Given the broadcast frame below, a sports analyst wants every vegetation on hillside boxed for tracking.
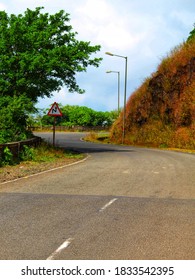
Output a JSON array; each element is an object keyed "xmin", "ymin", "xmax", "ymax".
[{"xmin": 111, "ymin": 26, "xmax": 195, "ymax": 149}]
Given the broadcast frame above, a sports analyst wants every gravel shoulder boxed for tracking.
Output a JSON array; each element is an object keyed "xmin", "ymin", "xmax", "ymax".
[{"xmin": 0, "ymin": 156, "xmax": 85, "ymax": 183}]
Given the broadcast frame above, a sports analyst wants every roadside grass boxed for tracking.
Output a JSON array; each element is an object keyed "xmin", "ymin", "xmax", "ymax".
[
  {"xmin": 0, "ymin": 141, "xmax": 85, "ymax": 183},
  {"xmin": 84, "ymin": 132, "xmax": 110, "ymax": 143},
  {"xmin": 32, "ymin": 142, "xmax": 84, "ymax": 162},
  {"xmin": 85, "ymin": 132, "xmax": 195, "ymax": 154}
]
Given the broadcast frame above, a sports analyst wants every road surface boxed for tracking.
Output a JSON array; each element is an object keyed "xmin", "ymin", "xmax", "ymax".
[{"xmin": 0, "ymin": 132, "xmax": 194, "ymax": 259}]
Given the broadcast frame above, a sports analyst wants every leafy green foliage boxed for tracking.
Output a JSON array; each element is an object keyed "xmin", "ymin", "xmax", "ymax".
[
  {"xmin": 38, "ymin": 105, "xmax": 114, "ymax": 127},
  {"xmin": 1, "ymin": 147, "xmax": 13, "ymax": 166},
  {"xmin": 19, "ymin": 145, "xmax": 35, "ymax": 161},
  {"xmin": 0, "ymin": 95, "xmax": 34, "ymax": 143},
  {"xmin": 0, "ymin": 7, "xmax": 102, "ymax": 143},
  {"xmin": 0, "ymin": 7, "xmax": 102, "ymax": 101},
  {"xmin": 187, "ymin": 24, "xmax": 195, "ymax": 41}
]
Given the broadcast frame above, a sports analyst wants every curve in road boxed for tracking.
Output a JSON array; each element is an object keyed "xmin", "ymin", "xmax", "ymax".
[{"xmin": 0, "ymin": 132, "xmax": 194, "ymax": 260}]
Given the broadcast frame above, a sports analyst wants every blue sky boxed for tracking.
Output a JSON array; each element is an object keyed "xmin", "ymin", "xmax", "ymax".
[{"xmin": 0, "ymin": 0, "xmax": 194, "ymax": 112}]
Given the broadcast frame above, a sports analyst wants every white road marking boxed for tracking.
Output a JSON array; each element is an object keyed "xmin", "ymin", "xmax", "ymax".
[
  {"xmin": 47, "ymin": 198, "xmax": 117, "ymax": 259},
  {"xmin": 123, "ymin": 170, "xmax": 130, "ymax": 174},
  {"xmin": 47, "ymin": 238, "xmax": 74, "ymax": 260},
  {"xmin": 99, "ymin": 198, "xmax": 118, "ymax": 212},
  {"xmin": 47, "ymin": 198, "xmax": 118, "ymax": 259}
]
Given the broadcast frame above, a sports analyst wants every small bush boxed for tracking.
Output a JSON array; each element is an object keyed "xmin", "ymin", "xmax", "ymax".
[
  {"xmin": 20, "ymin": 145, "xmax": 35, "ymax": 161},
  {"xmin": 1, "ymin": 147, "xmax": 14, "ymax": 166}
]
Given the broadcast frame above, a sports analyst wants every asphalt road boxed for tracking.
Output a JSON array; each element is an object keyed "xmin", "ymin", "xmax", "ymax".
[{"xmin": 0, "ymin": 132, "xmax": 194, "ymax": 260}]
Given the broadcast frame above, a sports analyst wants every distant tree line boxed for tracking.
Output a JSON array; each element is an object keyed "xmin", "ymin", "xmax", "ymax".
[{"xmin": 30, "ymin": 105, "xmax": 119, "ymax": 129}]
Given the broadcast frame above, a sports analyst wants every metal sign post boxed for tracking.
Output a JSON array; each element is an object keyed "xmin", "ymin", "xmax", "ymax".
[
  {"xmin": 53, "ymin": 116, "xmax": 56, "ymax": 147},
  {"xmin": 47, "ymin": 102, "xmax": 63, "ymax": 147}
]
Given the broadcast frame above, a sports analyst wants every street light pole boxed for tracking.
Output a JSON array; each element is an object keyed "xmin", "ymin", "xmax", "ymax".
[
  {"xmin": 106, "ymin": 70, "xmax": 120, "ymax": 114},
  {"xmin": 123, "ymin": 56, "xmax": 128, "ymax": 144},
  {"xmin": 106, "ymin": 52, "xmax": 128, "ymax": 144}
]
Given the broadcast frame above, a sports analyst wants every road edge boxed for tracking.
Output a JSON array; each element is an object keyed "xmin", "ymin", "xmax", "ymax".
[{"xmin": 0, "ymin": 154, "xmax": 90, "ymax": 186}]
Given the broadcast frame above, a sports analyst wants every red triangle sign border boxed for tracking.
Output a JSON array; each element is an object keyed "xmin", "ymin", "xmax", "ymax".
[{"xmin": 47, "ymin": 102, "xmax": 63, "ymax": 117}]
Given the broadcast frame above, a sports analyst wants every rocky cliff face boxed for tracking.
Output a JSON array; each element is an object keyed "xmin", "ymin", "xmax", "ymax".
[{"xmin": 110, "ymin": 40, "xmax": 195, "ymax": 149}]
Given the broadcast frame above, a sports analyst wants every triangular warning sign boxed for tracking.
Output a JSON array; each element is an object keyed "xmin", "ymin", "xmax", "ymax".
[{"xmin": 47, "ymin": 102, "xmax": 63, "ymax": 116}]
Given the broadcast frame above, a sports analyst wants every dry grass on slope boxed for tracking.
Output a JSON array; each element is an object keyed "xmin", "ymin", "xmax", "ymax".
[{"xmin": 111, "ymin": 40, "xmax": 195, "ymax": 150}]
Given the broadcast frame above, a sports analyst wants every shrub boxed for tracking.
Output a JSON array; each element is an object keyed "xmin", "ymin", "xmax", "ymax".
[
  {"xmin": 1, "ymin": 147, "xmax": 14, "ymax": 166},
  {"xmin": 20, "ymin": 145, "xmax": 35, "ymax": 161}
]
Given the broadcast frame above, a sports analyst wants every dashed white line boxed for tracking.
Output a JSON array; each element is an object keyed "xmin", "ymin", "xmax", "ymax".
[
  {"xmin": 47, "ymin": 237, "xmax": 74, "ymax": 260},
  {"xmin": 99, "ymin": 198, "xmax": 118, "ymax": 212},
  {"xmin": 47, "ymin": 198, "xmax": 118, "ymax": 259},
  {"xmin": 123, "ymin": 170, "xmax": 130, "ymax": 174}
]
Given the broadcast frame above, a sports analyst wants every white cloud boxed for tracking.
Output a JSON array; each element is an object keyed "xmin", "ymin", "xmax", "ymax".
[
  {"xmin": 38, "ymin": 92, "xmax": 85, "ymax": 112},
  {"xmin": 73, "ymin": 0, "xmax": 145, "ymax": 52},
  {"xmin": 0, "ymin": 2, "xmax": 6, "ymax": 10}
]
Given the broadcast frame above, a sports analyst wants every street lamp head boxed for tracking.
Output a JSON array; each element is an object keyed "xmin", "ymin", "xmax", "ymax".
[
  {"xmin": 105, "ymin": 52, "xmax": 114, "ymax": 56},
  {"xmin": 106, "ymin": 52, "xmax": 127, "ymax": 60},
  {"xmin": 106, "ymin": 70, "xmax": 120, "ymax": 74}
]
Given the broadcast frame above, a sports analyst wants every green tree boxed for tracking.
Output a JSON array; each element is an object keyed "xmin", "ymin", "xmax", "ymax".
[
  {"xmin": 69, "ymin": 106, "xmax": 93, "ymax": 126},
  {"xmin": 0, "ymin": 7, "xmax": 102, "ymax": 101},
  {"xmin": 0, "ymin": 95, "xmax": 34, "ymax": 143},
  {"xmin": 187, "ymin": 24, "xmax": 195, "ymax": 41},
  {"xmin": 91, "ymin": 111, "xmax": 111, "ymax": 126}
]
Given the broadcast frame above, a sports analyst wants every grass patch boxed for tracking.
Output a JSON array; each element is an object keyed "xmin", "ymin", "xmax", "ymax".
[
  {"xmin": 32, "ymin": 142, "xmax": 83, "ymax": 163},
  {"xmin": 84, "ymin": 132, "xmax": 110, "ymax": 143},
  {"xmin": 0, "ymin": 141, "xmax": 85, "ymax": 183},
  {"xmin": 85, "ymin": 131, "xmax": 195, "ymax": 154}
]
